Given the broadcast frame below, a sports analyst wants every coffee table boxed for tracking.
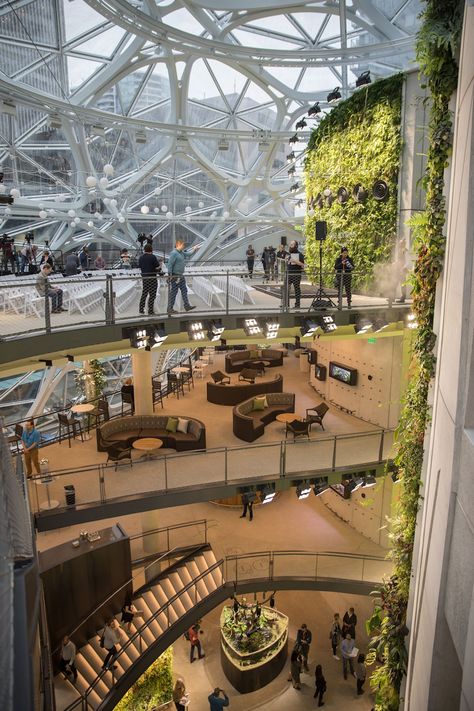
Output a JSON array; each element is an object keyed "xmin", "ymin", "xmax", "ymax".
[
  {"xmin": 132, "ymin": 437, "xmax": 163, "ymax": 460},
  {"xmin": 244, "ymin": 360, "xmax": 271, "ymax": 375},
  {"xmin": 275, "ymin": 412, "xmax": 302, "ymax": 429}
]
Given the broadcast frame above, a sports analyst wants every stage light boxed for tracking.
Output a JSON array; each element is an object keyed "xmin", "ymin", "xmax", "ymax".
[
  {"xmin": 188, "ymin": 322, "xmax": 206, "ymax": 340},
  {"xmin": 286, "ymin": 151, "xmax": 296, "ymax": 163},
  {"xmin": 261, "ymin": 484, "xmax": 276, "ymax": 504},
  {"xmin": 265, "ymin": 320, "xmax": 279, "ymax": 339},
  {"xmin": 244, "ymin": 318, "xmax": 262, "ymax": 336},
  {"xmin": 356, "ymin": 70, "xmax": 371, "ymax": 88},
  {"xmin": 290, "ymin": 182, "xmax": 300, "ymax": 193},
  {"xmin": 38, "ymin": 359, "xmax": 53, "ymax": 367},
  {"xmin": 131, "ymin": 328, "xmax": 148, "ymax": 349},
  {"xmin": 363, "ymin": 473, "xmax": 377, "ymax": 488},
  {"xmin": 289, "ymin": 133, "xmax": 299, "ymax": 145},
  {"xmin": 208, "ymin": 320, "xmax": 225, "ymax": 342},
  {"xmin": 66, "ymin": 354, "xmax": 75, "ymax": 362},
  {"xmin": 151, "ymin": 325, "xmax": 167, "ymax": 348},
  {"xmin": 296, "ymin": 482, "xmax": 312, "ymax": 500},
  {"xmin": 318, "ymin": 315, "xmax": 337, "ymax": 333},
  {"xmin": 287, "ymin": 165, "xmax": 296, "ymax": 176},
  {"xmin": 355, "ymin": 318, "xmax": 373, "ymax": 334},
  {"xmin": 300, "ymin": 319, "xmax": 318, "ymax": 337},
  {"xmin": 373, "ymin": 316, "xmax": 389, "ymax": 333},
  {"xmin": 295, "ymin": 118, "xmax": 307, "ymax": 130},
  {"xmin": 308, "ymin": 102, "xmax": 321, "ymax": 117},
  {"xmin": 313, "ymin": 477, "xmax": 329, "ymax": 496},
  {"xmin": 327, "ymin": 87, "xmax": 341, "ymax": 104},
  {"xmin": 352, "ymin": 477, "xmax": 365, "ymax": 492},
  {"xmin": 343, "ymin": 478, "xmax": 357, "ymax": 497}
]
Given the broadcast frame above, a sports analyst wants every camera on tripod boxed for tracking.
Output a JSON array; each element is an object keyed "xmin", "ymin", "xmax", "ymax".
[{"xmin": 25, "ymin": 231, "xmax": 35, "ymax": 243}]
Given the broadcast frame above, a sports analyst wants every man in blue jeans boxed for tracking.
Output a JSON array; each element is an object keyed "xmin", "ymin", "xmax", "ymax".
[
  {"xmin": 166, "ymin": 239, "xmax": 201, "ymax": 314},
  {"xmin": 208, "ymin": 688, "xmax": 229, "ymax": 710},
  {"xmin": 36, "ymin": 263, "xmax": 66, "ymax": 313}
]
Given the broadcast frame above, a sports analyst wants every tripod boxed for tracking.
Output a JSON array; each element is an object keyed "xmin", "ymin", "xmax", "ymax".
[{"xmin": 309, "ymin": 237, "xmax": 336, "ymax": 310}]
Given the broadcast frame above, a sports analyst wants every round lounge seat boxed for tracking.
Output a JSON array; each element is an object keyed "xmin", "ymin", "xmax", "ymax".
[
  {"xmin": 97, "ymin": 415, "xmax": 206, "ymax": 453},
  {"xmin": 233, "ymin": 392, "xmax": 296, "ymax": 442},
  {"xmin": 207, "ymin": 373, "xmax": 284, "ymax": 406},
  {"xmin": 224, "ymin": 348, "xmax": 283, "ymax": 374}
]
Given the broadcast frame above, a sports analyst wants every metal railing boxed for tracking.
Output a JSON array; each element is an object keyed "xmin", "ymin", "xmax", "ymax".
[
  {"xmin": 62, "ymin": 547, "xmax": 391, "ymax": 711},
  {"xmin": 0, "ymin": 264, "xmax": 403, "ymax": 341},
  {"xmin": 28, "ymin": 428, "xmax": 394, "ymax": 518}
]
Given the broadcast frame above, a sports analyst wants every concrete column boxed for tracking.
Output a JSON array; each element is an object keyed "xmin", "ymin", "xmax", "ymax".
[{"xmin": 131, "ymin": 350, "xmax": 153, "ymax": 415}]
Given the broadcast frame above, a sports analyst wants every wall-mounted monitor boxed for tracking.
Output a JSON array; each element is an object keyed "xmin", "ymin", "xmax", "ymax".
[
  {"xmin": 329, "ymin": 361, "xmax": 358, "ymax": 386},
  {"xmin": 308, "ymin": 349, "xmax": 317, "ymax": 365},
  {"xmin": 315, "ymin": 364, "xmax": 327, "ymax": 381}
]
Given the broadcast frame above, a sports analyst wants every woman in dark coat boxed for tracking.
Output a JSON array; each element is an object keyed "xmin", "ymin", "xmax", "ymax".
[
  {"xmin": 334, "ymin": 246, "xmax": 355, "ymax": 308},
  {"xmin": 314, "ymin": 664, "xmax": 327, "ymax": 707}
]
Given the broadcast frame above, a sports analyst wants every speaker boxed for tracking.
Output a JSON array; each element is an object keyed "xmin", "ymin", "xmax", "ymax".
[
  {"xmin": 315, "ymin": 221, "xmax": 327, "ymax": 241},
  {"xmin": 281, "ymin": 235, "xmax": 287, "ymax": 246},
  {"xmin": 373, "ymin": 179, "xmax": 390, "ymax": 202}
]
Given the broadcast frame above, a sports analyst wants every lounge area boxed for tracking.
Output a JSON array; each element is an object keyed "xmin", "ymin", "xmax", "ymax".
[
  {"xmin": 207, "ymin": 373, "xmax": 284, "ymax": 405},
  {"xmin": 97, "ymin": 414, "xmax": 206, "ymax": 453},
  {"xmin": 224, "ymin": 348, "xmax": 284, "ymax": 373}
]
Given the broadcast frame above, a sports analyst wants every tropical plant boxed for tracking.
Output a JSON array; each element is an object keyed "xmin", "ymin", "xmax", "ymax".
[
  {"xmin": 115, "ymin": 647, "xmax": 173, "ymax": 711},
  {"xmin": 75, "ymin": 358, "xmax": 107, "ymax": 400}
]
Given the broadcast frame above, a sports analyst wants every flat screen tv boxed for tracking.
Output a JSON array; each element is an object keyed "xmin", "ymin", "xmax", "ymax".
[
  {"xmin": 308, "ymin": 350, "xmax": 317, "ymax": 365},
  {"xmin": 329, "ymin": 361, "xmax": 358, "ymax": 386},
  {"xmin": 315, "ymin": 364, "xmax": 327, "ymax": 381}
]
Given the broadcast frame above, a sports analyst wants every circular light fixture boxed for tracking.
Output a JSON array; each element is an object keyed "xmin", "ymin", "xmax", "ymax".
[
  {"xmin": 10, "ymin": 188, "xmax": 20, "ymax": 198},
  {"xmin": 118, "ymin": 216, "xmax": 125, "ymax": 223},
  {"xmin": 154, "ymin": 187, "xmax": 162, "ymax": 196},
  {"xmin": 103, "ymin": 164, "xmax": 114, "ymax": 176},
  {"xmin": 73, "ymin": 217, "xmax": 80, "ymax": 224},
  {"xmin": 154, "ymin": 207, "xmax": 159, "ymax": 213},
  {"xmin": 185, "ymin": 215, "xmax": 191, "ymax": 222},
  {"xmin": 141, "ymin": 205, "xmax": 150, "ymax": 214},
  {"xmin": 67, "ymin": 209, "xmax": 76, "ymax": 217},
  {"xmin": 99, "ymin": 177, "xmax": 109, "ymax": 189},
  {"xmin": 198, "ymin": 201, "xmax": 204, "ymax": 208},
  {"xmin": 161, "ymin": 205, "xmax": 167, "ymax": 212},
  {"xmin": 39, "ymin": 209, "xmax": 47, "ymax": 219},
  {"xmin": 223, "ymin": 210, "xmax": 230, "ymax": 219},
  {"xmin": 87, "ymin": 221, "xmax": 94, "ymax": 228},
  {"xmin": 110, "ymin": 198, "xmax": 117, "ymax": 207},
  {"xmin": 166, "ymin": 211, "xmax": 173, "ymax": 218},
  {"xmin": 372, "ymin": 180, "xmax": 390, "ymax": 202},
  {"xmin": 185, "ymin": 205, "xmax": 192, "ymax": 213},
  {"xmin": 337, "ymin": 187, "xmax": 349, "ymax": 204},
  {"xmin": 211, "ymin": 211, "xmax": 217, "ymax": 218},
  {"xmin": 86, "ymin": 176, "xmax": 97, "ymax": 188}
]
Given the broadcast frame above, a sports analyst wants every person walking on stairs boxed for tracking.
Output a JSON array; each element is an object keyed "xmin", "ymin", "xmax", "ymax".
[
  {"xmin": 59, "ymin": 635, "xmax": 78, "ymax": 682},
  {"xmin": 101, "ymin": 619, "xmax": 122, "ymax": 671}
]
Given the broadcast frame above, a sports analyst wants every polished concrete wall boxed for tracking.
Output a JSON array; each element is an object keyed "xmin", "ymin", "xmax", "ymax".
[{"xmin": 404, "ymin": 5, "xmax": 474, "ymax": 710}]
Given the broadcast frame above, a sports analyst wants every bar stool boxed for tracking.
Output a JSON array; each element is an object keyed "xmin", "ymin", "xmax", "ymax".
[
  {"xmin": 167, "ymin": 372, "xmax": 185, "ymax": 399},
  {"xmin": 58, "ymin": 413, "xmax": 84, "ymax": 448}
]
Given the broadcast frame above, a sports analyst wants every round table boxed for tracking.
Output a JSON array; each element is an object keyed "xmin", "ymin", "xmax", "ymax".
[
  {"xmin": 172, "ymin": 366, "xmax": 191, "ymax": 376},
  {"xmin": 71, "ymin": 402, "xmax": 95, "ymax": 441},
  {"xmin": 132, "ymin": 437, "xmax": 163, "ymax": 460},
  {"xmin": 275, "ymin": 412, "xmax": 302, "ymax": 427},
  {"xmin": 36, "ymin": 476, "xmax": 59, "ymax": 511},
  {"xmin": 244, "ymin": 360, "xmax": 271, "ymax": 374}
]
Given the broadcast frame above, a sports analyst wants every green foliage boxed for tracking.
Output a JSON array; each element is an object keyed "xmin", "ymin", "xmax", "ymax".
[
  {"xmin": 304, "ymin": 75, "xmax": 404, "ymax": 287},
  {"xmin": 115, "ymin": 647, "xmax": 173, "ymax": 711},
  {"xmin": 75, "ymin": 358, "xmax": 107, "ymax": 400},
  {"xmin": 369, "ymin": 2, "xmax": 464, "ymax": 709}
]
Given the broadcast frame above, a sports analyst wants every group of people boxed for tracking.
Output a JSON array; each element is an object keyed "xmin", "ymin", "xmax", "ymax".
[
  {"xmin": 288, "ymin": 609, "xmax": 367, "ymax": 706},
  {"xmin": 245, "ymin": 243, "xmax": 294, "ymax": 283},
  {"xmin": 172, "ymin": 679, "xmax": 229, "ymax": 710}
]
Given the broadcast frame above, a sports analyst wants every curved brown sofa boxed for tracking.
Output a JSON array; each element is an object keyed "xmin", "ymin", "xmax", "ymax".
[
  {"xmin": 97, "ymin": 415, "xmax": 206, "ymax": 453},
  {"xmin": 233, "ymin": 392, "xmax": 296, "ymax": 442},
  {"xmin": 207, "ymin": 374, "xmax": 284, "ymax": 406},
  {"xmin": 225, "ymin": 349, "xmax": 284, "ymax": 374}
]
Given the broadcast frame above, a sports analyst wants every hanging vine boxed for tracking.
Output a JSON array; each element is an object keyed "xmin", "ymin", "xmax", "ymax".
[{"xmin": 367, "ymin": 2, "xmax": 464, "ymax": 709}]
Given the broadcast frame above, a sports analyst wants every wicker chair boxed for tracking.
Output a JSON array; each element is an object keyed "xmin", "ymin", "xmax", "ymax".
[
  {"xmin": 305, "ymin": 403, "xmax": 329, "ymax": 431},
  {"xmin": 285, "ymin": 419, "xmax": 310, "ymax": 440},
  {"xmin": 238, "ymin": 368, "xmax": 258, "ymax": 384},
  {"xmin": 211, "ymin": 370, "xmax": 230, "ymax": 385},
  {"xmin": 107, "ymin": 445, "xmax": 133, "ymax": 470}
]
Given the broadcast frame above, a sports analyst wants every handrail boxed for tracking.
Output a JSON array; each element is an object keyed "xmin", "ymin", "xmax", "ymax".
[
  {"xmin": 67, "ymin": 547, "xmax": 390, "ymax": 709},
  {"xmin": 129, "ymin": 519, "xmax": 208, "ymax": 543}
]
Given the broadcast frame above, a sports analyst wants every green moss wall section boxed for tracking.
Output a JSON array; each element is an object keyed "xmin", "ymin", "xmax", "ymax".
[
  {"xmin": 304, "ymin": 74, "xmax": 404, "ymax": 286},
  {"xmin": 115, "ymin": 647, "xmax": 173, "ymax": 711}
]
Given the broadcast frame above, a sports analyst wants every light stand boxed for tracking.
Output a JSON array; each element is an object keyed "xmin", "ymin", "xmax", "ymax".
[{"xmin": 309, "ymin": 221, "xmax": 336, "ymax": 310}]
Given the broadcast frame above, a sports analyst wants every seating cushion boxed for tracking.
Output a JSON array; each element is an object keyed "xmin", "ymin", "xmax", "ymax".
[
  {"xmin": 177, "ymin": 417, "xmax": 189, "ymax": 434},
  {"xmin": 253, "ymin": 396, "xmax": 267, "ymax": 411},
  {"xmin": 97, "ymin": 415, "xmax": 206, "ymax": 453},
  {"xmin": 166, "ymin": 417, "xmax": 178, "ymax": 433}
]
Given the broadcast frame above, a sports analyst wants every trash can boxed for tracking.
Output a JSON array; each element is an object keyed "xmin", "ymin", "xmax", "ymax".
[{"xmin": 64, "ymin": 484, "xmax": 76, "ymax": 506}]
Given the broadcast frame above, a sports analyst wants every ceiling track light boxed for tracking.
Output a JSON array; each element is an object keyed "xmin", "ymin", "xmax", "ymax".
[
  {"xmin": 265, "ymin": 320, "xmax": 279, "ymax": 339},
  {"xmin": 296, "ymin": 482, "xmax": 312, "ymax": 500},
  {"xmin": 289, "ymin": 182, "xmax": 300, "ymax": 193},
  {"xmin": 313, "ymin": 477, "xmax": 329, "ymax": 496},
  {"xmin": 327, "ymin": 87, "xmax": 342, "ymax": 104},
  {"xmin": 188, "ymin": 321, "xmax": 206, "ymax": 341},
  {"xmin": 261, "ymin": 484, "xmax": 276, "ymax": 504},
  {"xmin": 318, "ymin": 315, "xmax": 337, "ymax": 333},
  {"xmin": 287, "ymin": 165, "xmax": 296, "ymax": 176},
  {"xmin": 354, "ymin": 318, "xmax": 373, "ymax": 335},
  {"xmin": 308, "ymin": 102, "xmax": 321, "ymax": 117},
  {"xmin": 286, "ymin": 151, "xmax": 296, "ymax": 163},
  {"xmin": 243, "ymin": 318, "xmax": 262, "ymax": 337},
  {"xmin": 295, "ymin": 118, "xmax": 307, "ymax": 130},
  {"xmin": 289, "ymin": 133, "xmax": 299, "ymax": 145},
  {"xmin": 208, "ymin": 320, "xmax": 225, "ymax": 341},
  {"xmin": 356, "ymin": 70, "xmax": 371, "ymax": 88},
  {"xmin": 300, "ymin": 318, "xmax": 318, "ymax": 338}
]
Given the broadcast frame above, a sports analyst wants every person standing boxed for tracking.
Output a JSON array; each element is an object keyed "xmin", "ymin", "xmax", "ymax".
[
  {"xmin": 341, "ymin": 633, "xmax": 356, "ymax": 680},
  {"xmin": 355, "ymin": 652, "xmax": 366, "ymax": 695},
  {"xmin": 276, "ymin": 244, "xmax": 288, "ymax": 282},
  {"xmin": 79, "ymin": 246, "xmax": 90, "ymax": 271},
  {"xmin": 36, "ymin": 264, "xmax": 65, "ymax": 313},
  {"xmin": 59, "ymin": 635, "xmax": 78, "ymax": 682},
  {"xmin": 246, "ymin": 244, "xmax": 255, "ymax": 278},
  {"xmin": 121, "ymin": 377, "xmax": 135, "ymax": 414},
  {"xmin": 188, "ymin": 623, "xmax": 205, "ymax": 663},
  {"xmin": 167, "ymin": 239, "xmax": 200, "ymax": 314},
  {"xmin": 138, "ymin": 243, "xmax": 161, "ymax": 315},
  {"xmin": 101, "ymin": 619, "xmax": 122, "ymax": 670},
  {"xmin": 296, "ymin": 623, "xmax": 312, "ymax": 671},
  {"xmin": 267, "ymin": 245, "xmax": 276, "ymax": 281},
  {"xmin": 239, "ymin": 491, "xmax": 254, "ymax": 521},
  {"xmin": 286, "ymin": 240, "xmax": 305, "ymax": 309},
  {"xmin": 342, "ymin": 607, "xmax": 357, "ymax": 639},
  {"xmin": 329, "ymin": 612, "xmax": 342, "ymax": 659},
  {"xmin": 289, "ymin": 648, "xmax": 302, "ymax": 689},
  {"xmin": 314, "ymin": 664, "xmax": 326, "ymax": 707},
  {"xmin": 21, "ymin": 419, "xmax": 41, "ymax": 477},
  {"xmin": 65, "ymin": 252, "xmax": 80, "ymax": 276},
  {"xmin": 94, "ymin": 254, "xmax": 106, "ymax": 270},
  {"xmin": 173, "ymin": 678, "xmax": 189, "ymax": 710},
  {"xmin": 334, "ymin": 247, "xmax": 354, "ymax": 309},
  {"xmin": 39, "ymin": 250, "xmax": 54, "ymax": 270},
  {"xmin": 208, "ymin": 688, "xmax": 229, "ymax": 710}
]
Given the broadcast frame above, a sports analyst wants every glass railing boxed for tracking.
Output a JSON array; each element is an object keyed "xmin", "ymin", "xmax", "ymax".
[
  {"xmin": 0, "ymin": 265, "xmax": 405, "ymax": 341},
  {"xmin": 28, "ymin": 428, "xmax": 394, "ymax": 519}
]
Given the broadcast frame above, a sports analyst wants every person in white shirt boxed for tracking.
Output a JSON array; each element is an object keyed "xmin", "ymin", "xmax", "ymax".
[
  {"xmin": 102, "ymin": 619, "xmax": 122, "ymax": 670},
  {"xmin": 341, "ymin": 633, "xmax": 356, "ymax": 679},
  {"xmin": 60, "ymin": 635, "xmax": 78, "ymax": 682}
]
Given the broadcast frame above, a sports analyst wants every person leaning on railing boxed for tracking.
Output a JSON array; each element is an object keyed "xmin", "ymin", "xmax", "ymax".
[
  {"xmin": 21, "ymin": 419, "xmax": 42, "ymax": 477},
  {"xmin": 36, "ymin": 263, "xmax": 67, "ymax": 313}
]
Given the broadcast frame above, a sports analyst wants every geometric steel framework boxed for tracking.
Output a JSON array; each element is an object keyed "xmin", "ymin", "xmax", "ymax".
[{"xmin": 0, "ymin": 0, "xmax": 420, "ymax": 258}]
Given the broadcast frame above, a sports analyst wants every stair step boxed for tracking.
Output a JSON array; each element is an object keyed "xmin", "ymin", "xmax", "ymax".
[
  {"xmin": 203, "ymin": 550, "xmax": 223, "ymax": 587},
  {"xmin": 174, "ymin": 564, "xmax": 194, "ymax": 588},
  {"xmin": 129, "ymin": 615, "xmax": 155, "ymax": 647},
  {"xmin": 159, "ymin": 579, "xmax": 185, "ymax": 619},
  {"xmin": 89, "ymin": 636, "xmax": 129, "ymax": 678},
  {"xmin": 168, "ymin": 571, "xmax": 195, "ymax": 611},
  {"xmin": 137, "ymin": 594, "xmax": 164, "ymax": 637},
  {"xmin": 185, "ymin": 560, "xmax": 210, "ymax": 599},
  {"xmin": 75, "ymin": 652, "xmax": 110, "ymax": 698}
]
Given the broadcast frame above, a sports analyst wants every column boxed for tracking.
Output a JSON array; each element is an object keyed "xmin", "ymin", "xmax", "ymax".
[{"xmin": 131, "ymin": 349, "xmax": 153, "ymax": 415}]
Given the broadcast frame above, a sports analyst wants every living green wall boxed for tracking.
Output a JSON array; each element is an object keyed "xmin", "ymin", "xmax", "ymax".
[
  {"xmin": 115, "ymin": 647, "xmax": 173, "ymax": 711},
  {"xmin": 304, "ymin": 74, "xmax": 404, "ymax": 287}
]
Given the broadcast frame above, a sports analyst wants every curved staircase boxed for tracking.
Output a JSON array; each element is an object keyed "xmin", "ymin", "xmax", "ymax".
[{"xmin": 61, "ymin": 544, "xmax": 223, "ymax": 710}]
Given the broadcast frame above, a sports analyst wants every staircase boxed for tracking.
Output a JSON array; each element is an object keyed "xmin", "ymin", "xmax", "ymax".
[{"xmin": 61, "ymin": 544, "xmax": 223, "ymax": 710}]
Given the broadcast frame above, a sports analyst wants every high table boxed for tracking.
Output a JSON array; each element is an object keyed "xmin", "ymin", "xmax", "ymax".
[
  {"xmin": 132, "ymin": 437, "xmax": 163, "ymax": 460},
  {"xmin": 36, "ymin": 475, "xmax": 59, "ymax": 511},
  {"xmin": 70, "ymin": 402, "xmax": 95, "ymax": 441}
]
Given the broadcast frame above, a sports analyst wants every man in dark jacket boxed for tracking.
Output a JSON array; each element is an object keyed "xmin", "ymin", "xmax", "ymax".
[
  {"xmin": 138, "ymin": 243, "xmax": 162, "ymax": 315},
  {"xmin": 296, "ymin": 623, "xmax": 312, "ymax": 671},
  {"xmin": 334, "ymin": 247, "xmax": 355, "ymax": 309}
]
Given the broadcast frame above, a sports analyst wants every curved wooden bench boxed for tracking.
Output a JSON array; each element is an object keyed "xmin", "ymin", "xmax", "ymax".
[{"xmin": 207, "ymin": 374, "xmax": 283, "ymax": 406}]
